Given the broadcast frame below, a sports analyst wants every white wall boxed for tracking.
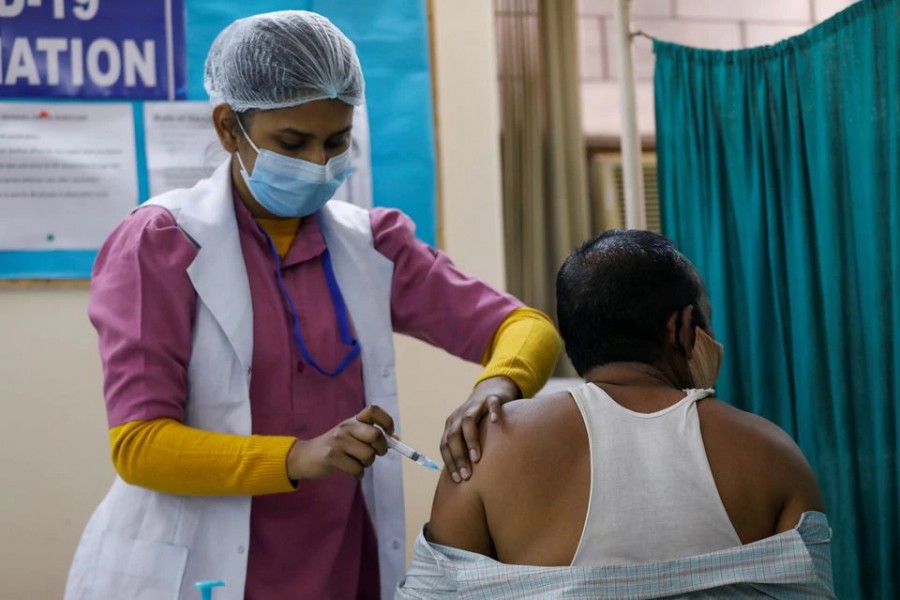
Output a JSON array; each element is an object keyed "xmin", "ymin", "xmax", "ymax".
[
  {"xmin": 576, "ymin": 0, "xmax": 859, "ymax": 137},
  {"xmin": 0, "ymin": 286, "xmax": 111, "ymax": 598},
  {"xmin": 0, "ymin": 2, "xmax": 506, "ymax": 597}
]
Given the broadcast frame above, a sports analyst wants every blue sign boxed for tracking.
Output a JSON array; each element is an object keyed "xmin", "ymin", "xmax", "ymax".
[{"xmin": 0, "ymin": 0, "xmax": 186, "ymax": 99}]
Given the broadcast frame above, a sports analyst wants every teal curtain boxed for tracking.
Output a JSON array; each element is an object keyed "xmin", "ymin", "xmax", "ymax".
[{"xmin": 654, "ymin": 1, "xmax": 899, "ymax": 598}]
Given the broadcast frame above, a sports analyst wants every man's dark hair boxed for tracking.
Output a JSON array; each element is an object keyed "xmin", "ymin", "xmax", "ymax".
[{"xmin": 556, "ymin": 230, "xmax": 706, "ymax": 376}]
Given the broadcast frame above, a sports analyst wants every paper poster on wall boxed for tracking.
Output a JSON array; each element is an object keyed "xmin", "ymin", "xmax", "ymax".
[
  {"xmin": 0, "ymin": 0, "xmax": 187, "ymax": 99},
  {"xmin": 143, "ymin": 101, "xmax": 225, "ymax": 196},
  {"xmin": 143, "ymin": 101, "xmax": 373, "ymax": 209},
  {"xmin": 0, "ymin": 102, "xmax": 137, "ymax": 249}
]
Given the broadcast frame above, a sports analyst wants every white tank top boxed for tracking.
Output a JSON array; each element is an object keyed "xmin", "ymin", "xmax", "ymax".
[{"xmin": 569, "ymin": 383, "xmax": 741, "ymax": 566}]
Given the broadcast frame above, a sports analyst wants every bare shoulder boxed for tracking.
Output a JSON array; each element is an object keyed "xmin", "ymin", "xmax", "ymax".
[
  {"xmin": 473, "ymin": 391, "xmax": 588, "ymax": 504},
  {"xmin": 699, "ymin": 398, "xmax": 808, "ymax": 460},
  {"xmin": 698, "ymin": 397, "xmax": 825, "ymax": 528},
  {"xmin": 478, "ymin": 391, "xmax": 584, "ymax": 465},
  {"xmin": 427, "ymin": 391, "xmax": 583, "ymax": 556}
]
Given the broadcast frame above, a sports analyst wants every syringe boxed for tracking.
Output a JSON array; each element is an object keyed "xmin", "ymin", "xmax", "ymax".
[{"xmin": 377, "ymin": 427, "xmax": 441, "ymax": 471}]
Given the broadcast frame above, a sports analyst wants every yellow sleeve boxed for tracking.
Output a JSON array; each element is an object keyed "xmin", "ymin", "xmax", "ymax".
[
  {"xmin": 476, "ymin": 307, "xmax": 562, "ymax": 398},
  {"xmin": 109, "ymin": 418, "xmax": 298, "ymax": 496}
]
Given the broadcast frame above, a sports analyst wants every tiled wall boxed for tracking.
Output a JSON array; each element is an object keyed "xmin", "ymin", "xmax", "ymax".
[{"xmin": 575, "ymin": 0, "xmax": 858, "ymax": 137}]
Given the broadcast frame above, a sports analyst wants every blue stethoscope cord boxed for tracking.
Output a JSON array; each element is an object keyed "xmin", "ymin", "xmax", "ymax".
[{"xmin": 262, "ymin": 227, "xmax": 360, "ymax": 378}]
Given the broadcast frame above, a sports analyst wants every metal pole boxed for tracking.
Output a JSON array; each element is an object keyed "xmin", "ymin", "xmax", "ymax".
[{"xmin": 613, "ymin": 0, "xmax": 646, "ymax": 229}]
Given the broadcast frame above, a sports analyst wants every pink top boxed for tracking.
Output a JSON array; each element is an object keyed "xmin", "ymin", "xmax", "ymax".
[{"xmin": 88, "ymin": 194, "xmax": 521, "ymax": 599}]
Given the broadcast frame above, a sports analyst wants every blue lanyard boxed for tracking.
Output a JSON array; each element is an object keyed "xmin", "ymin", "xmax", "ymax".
[{"xmin": 262, "ymin": 231, "xmax": 361, "ymax": 378}]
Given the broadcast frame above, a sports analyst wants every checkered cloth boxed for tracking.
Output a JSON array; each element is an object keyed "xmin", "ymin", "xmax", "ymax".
[{"xmin": 396, "ymin": 512, "xmax": 835, "ymax": 599}]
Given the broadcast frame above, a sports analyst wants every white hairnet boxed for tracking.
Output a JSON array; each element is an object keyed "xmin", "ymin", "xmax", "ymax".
[{"xmin": 204, "ymin": 10, "xmax": 365, "ymax": 111}]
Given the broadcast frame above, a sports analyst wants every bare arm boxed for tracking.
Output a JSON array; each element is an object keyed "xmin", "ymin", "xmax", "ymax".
[
  {"xmin": 426, "ymin": 393, "xmax": 586, "ymax": 563},
  {"xmin": 427, "ymin": 469, "xmax": 495, "ymax": 556},
  {"xmin": 426, "ymin": 398, "xmax": 532, "ymax": 557},
  {"xmin": 773, "ymin": 431, "xmax": 826, "ymax": 532},
  {"xmin": 694, "ymin": 398, "xmax": 827, "ymax": 542},
  {"xmin": 427, "ymin": 451, "xmax": 495, "ymax": 557}
]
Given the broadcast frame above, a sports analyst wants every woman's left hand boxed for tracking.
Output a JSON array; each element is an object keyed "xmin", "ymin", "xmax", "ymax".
[{"xmin": 440, "ymin": 375, "xmax": 520, "ymax": 483}]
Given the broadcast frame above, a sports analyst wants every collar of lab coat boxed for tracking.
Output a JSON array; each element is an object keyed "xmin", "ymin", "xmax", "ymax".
[{"xmin": 171, "ymin": 158, "xmax": 254, "ymax": 370}]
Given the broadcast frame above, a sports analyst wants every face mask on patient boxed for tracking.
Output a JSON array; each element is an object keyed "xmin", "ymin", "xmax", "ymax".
[{"xmin": 689, "ymin": 327, "xmax": 723, "ymax": 389}]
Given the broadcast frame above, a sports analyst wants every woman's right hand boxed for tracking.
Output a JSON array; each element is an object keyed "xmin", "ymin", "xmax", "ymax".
[{"xmin": 287, "ymin": 405, "xmax": 394, "ymax": 481}]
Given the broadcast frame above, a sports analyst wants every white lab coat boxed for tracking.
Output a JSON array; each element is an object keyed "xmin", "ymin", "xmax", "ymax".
[{"xmin": 66, "ymin": 160, "xmax": 406, "ymax": 600}]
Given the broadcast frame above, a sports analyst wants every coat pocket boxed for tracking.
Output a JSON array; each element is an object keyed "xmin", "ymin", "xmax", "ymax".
[{"xmin": 87, "ymin": 531, "xmax": 189, "ymax": 599}]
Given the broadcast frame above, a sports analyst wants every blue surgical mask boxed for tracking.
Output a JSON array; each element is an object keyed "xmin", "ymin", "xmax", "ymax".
[{"xmin": 235, "ymin": 116, "xmax": 352, "ymax": 218}]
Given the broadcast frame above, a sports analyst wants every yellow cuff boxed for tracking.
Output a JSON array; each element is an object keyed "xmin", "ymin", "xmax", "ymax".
[{"xmin": 476, "ymin": 307, "xmax": 562, "ymax": 398}]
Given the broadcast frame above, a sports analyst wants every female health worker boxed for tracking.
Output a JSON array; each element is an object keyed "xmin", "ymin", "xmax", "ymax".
[{"xmin": 65, "ymin": 10, "xmax": 560, "ymax": 600}]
